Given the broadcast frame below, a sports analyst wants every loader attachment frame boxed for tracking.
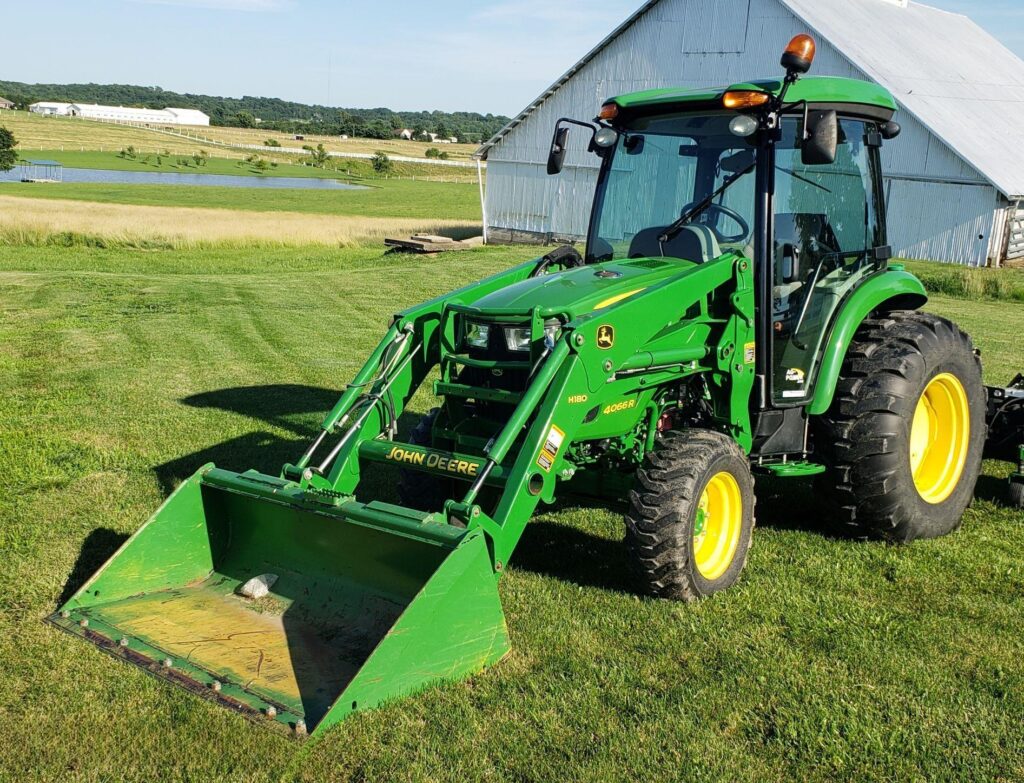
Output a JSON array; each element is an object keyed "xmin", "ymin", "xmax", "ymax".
[{"xmin": 50, "ymin": 250, "xmax": 756, "ymax": 736}]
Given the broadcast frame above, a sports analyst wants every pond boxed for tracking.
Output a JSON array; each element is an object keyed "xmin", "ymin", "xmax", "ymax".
[{"xmin": 0, "ymin": 167, "xmax": 368, "ymax": 190}]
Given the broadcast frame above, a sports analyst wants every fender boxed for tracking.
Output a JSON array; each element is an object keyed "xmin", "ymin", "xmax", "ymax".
[{"xmin": 808, "ymin": 270, "xmax": 928, "ymax": 415}]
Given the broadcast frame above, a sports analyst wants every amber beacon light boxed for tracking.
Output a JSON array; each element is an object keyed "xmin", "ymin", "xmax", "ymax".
[
  {"xmin": 722, "ymin": 91, "xmax": 771, "ymax": 110},
  {"xmin": 781, "ymin": 34, "xmax": 816, "ymax": 74}
]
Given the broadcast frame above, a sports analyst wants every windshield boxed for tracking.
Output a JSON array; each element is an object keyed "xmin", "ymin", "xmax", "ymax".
[{"xmin": 587, "ymin": 112, "xmax": 757, "ymax": 264}]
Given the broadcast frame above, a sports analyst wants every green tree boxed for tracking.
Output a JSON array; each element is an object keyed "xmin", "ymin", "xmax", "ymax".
[
  {"xmin": 0, "ymin": 127, "xmax": 16, "ymax": 172},
  {"xmin": 425, "ymin": 147, "xmax": 440, "ymax": 159},
  {"xmin": 235, "ymin": 111, "xmax": 257, "ymax": 128},
  {"xmin": 264, "ymin": 138, "xmax": 281, "ymax": 147},
  {"xmin": 371, "ymin": 151, "xmax": 392, "ymax": 176},
  {"xmin": 309, "ymin": 143, "xmax": 330, "ymax": 168}
]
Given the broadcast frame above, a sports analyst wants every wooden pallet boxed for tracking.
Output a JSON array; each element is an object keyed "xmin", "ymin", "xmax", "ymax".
[{"xmin": 384, "ymin": 234, "xmax": 483, "ymax": 253}]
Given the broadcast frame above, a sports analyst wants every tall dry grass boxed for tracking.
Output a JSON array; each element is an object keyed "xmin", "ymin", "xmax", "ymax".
[
  {"xmin": 0, "ymin": 195, "xmax": 479, "ymax": 249},
  {"xmin": 905, "ymin": 259, "xmax": 1024, "ymax": 303}
]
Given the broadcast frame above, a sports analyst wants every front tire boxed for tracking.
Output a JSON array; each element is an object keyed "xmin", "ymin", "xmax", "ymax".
[
  {"xmin": 625, "ymin": 429, "xmax": 755, "ymax": 601},
  {"xmin": 815, "ymin": 311, "xmax": 985, "ymax": 542}
]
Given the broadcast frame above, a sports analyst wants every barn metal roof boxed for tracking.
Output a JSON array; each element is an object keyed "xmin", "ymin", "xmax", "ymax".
[
  {"xmin": 477, "ymin": 0, "xmax": 1024, "ymax": 198},
  {"xmin": 784, "ymin": 0, "xmax": 1024, "ymax": 198}
]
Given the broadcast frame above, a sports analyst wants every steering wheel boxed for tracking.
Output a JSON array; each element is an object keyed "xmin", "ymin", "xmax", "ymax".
[{"xmin": 680, "ymin": 202, "xmax": 750, "ymax": 243}]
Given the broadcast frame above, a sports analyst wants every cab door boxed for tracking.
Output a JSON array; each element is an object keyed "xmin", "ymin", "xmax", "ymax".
[{"xmin": 770, "ymin": 115, "xmax": 887, "ymax": 405}]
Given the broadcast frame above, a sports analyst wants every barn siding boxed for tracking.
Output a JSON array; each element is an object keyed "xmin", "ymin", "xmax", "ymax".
[{"xmin": 484, "ymin": 0, "xmax": 995, "ymax": 265}]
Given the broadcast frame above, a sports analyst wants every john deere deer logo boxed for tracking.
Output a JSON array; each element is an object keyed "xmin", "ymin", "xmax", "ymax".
[{"xmin": 597, "ymin": 325, "xmax": 615, "ymax": 349}]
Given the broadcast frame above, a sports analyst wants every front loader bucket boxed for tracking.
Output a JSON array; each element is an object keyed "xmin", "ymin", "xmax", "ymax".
[{"xmin": 49, "ymin": 465, "xmax": 510, "ymax": 737}]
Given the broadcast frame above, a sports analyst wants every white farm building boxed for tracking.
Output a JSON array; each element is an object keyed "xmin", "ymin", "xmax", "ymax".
[
  {"xmin": 478, "ymin": 0, "xmax": 1024, "ymax": 266},
  {"xmin": 29, "ymin": 102, "xmax": 210, "ymax": 126}
]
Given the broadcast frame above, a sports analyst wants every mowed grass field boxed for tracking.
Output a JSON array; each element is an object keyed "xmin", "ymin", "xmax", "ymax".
[
  {"xmin": 1, "ymin": 109, "xmax": 481, "ymax": 162},
  {"xmin": 2, "ymin": 109, "xmax": 227, "ymax": 157},
  {"xmin": 1, "ymin": 243, "xmax": 1022, "ymax": 782},
  {"xmin": 184, "ymin": 123, "xmax": 481, "ymax": 160}
]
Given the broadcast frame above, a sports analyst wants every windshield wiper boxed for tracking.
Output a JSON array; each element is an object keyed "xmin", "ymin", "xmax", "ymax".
[
  {"xmin": 658, "ymin": 162, "xmax": 756, "ymax": 245},
  {"xmin": 777, "ymin": 166, "xmax": 831, "ymax": 193}
]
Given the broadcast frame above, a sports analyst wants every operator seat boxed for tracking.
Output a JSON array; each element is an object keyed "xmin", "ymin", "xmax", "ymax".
[
  {"xmin": 771, "ymin": 213, "xmax": 836, "ymax": 321},
  {"xmin": 628, "ymin": 224, "xmax": 721, "ymax": 263}
]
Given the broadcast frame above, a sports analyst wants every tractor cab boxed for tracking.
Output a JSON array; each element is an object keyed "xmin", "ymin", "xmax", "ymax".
[{"xmin": 548, "ymin": 36, "xmax": 901, "ymax": 423}]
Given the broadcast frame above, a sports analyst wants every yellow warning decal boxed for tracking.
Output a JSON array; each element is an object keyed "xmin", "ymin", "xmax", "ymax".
[
  {"xmin": 744, "ymin": 341, "xmax": 756, "ymax": 364},
  {"xmin": 537, "ymin": 424, "xmax": 566, "ymax": 473}
]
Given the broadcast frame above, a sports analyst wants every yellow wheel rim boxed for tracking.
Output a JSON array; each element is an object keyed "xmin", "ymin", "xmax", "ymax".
[
  {"xmin": 910, "ymin": 372, "xmax": 970, "ymax": 505},
  {"xmin": 694, "ymin": 471, "xmax": 743, "ymax": 581}
]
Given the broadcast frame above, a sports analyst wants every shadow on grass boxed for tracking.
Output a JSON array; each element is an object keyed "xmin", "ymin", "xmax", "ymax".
[
  {"xmin": 56, "ymin": 527, "xmax": 129, "ymax": 607},
  {"xmin": 753, "ymin": 476, "xmax": 849, "ymax": 541},
  {"xmin": 511, "ymin": 520, "xmax": 636, "ymax": 594},
  {"xmin": 181, "ymin": 384, "xmax": 340, "ymax": 437},
  {"xmin": 156, "ymin": 384, "xmax": 427, "ymax": 501},
  {"xmin": 975, "ymin": 473, "xmax": 1023, "ymax": 510}
]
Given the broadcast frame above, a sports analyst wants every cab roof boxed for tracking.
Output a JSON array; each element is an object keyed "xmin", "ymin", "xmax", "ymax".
[{"xmin": 608, "ymin": 76, "xmax": 897, "ymax": 120}]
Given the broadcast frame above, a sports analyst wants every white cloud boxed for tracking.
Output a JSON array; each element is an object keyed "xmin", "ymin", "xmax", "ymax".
[{"xmin": 129, "ymin": 0, "xmax": 290, "ymax": 10}]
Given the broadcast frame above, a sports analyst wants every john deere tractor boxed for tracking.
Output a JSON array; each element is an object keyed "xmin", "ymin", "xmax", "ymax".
[{"xmin": 51, "ymin": 35, "xmax": 1021, "ymax": 737}]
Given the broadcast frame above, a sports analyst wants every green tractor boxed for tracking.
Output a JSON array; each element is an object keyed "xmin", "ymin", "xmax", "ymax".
[{"xmin": 51, "ymin": 35, "xmax": 1016, "ymax": 737}]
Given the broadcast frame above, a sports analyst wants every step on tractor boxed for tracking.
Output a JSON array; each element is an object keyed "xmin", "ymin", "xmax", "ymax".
[{"xmin": 52, "ymin": 35, "xmax": 1024, "ymax": 737}]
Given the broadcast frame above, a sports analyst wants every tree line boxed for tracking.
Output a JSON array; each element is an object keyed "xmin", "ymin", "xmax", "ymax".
[{"xmin": 0, "ymin": 80, "xmax": 511, "ymax": 144}]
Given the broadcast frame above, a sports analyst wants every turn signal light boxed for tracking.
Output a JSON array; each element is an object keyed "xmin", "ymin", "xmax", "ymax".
[
  {"xmin": 723, "ymin": 91, "xmax": 771, "ymax": 110},
  {"xmin": 598, "ymin": 103, "xmax": 619, "ymax": 121},
  {"xmin": 781, "ymin": 34, "xmax": 816, "ymax": 74}
]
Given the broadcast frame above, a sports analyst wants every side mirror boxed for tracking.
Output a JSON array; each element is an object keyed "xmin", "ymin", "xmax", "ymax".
[
  {"xmin": 547, "ymin": 127, "xmax": 569, "ymax": 175},
  {"xmin": 802, "ymin": 109, "xmax": 838, "ymax": 166}
]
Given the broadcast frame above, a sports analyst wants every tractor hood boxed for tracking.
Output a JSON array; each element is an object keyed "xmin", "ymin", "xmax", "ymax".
[{"xmin": 471, "ymin": 256, "xmax": 699, "ymax": 318}]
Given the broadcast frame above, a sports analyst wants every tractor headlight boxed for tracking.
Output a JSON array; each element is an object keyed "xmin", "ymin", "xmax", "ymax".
[
  {"xmin": 543, "ymin": 318, "xmax": 562, "ymax": 347},
  {"xmin": 504, "ymin": 319, "xmax": 562, "ymax": 352},
  {"xmin": 504, "ymin": 326, "xmax": 532, "ymax": 353},
  {"xmin": 465, "ymin": 321, "xmax": 490, "ymax": 349}
]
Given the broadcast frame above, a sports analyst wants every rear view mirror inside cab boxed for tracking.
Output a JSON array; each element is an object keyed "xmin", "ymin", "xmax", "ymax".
[{"xmin": 721, "ymin": 150, "xmax": 756, "ymax": 174}]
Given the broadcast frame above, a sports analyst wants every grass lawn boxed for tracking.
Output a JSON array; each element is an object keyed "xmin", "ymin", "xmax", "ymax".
[
  {"xmin": 1, "ymin": 243, "xmax": 1022, "ymax": 781},
  {"xmin": 0, "ymin": 178, "xmax": 482, "ymax": 219}
]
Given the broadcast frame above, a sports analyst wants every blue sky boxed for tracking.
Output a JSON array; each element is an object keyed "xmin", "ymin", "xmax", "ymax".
[{"xmin": 1, "ymin": 0, "xmax": 1021, "ymax": 116}]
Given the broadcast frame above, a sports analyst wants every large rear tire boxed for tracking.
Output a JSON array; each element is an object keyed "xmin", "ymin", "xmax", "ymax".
[
  {"xmin": 625, "ymin": 429, "xmax": 755, "ymax": 601},
  {"xmin": 815, "ymin": 311, "xmax": 985, "ymax": 542}
]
